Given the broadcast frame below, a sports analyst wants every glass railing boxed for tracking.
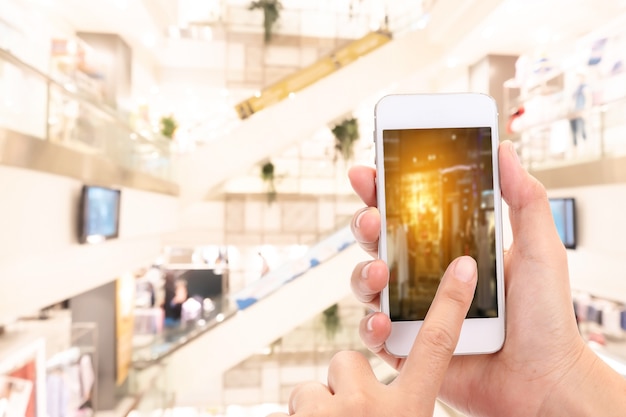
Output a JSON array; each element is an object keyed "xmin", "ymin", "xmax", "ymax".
[
  {"xmin": 0, "ymin": 48, "xmax": 176, "ymax": 182},
  {"xmin": 130, "ymin": 224, "xmax": 355, "ymax": 368},
  {"xmin": 511, "ymin": 82, "xmax": 626, "ymax": 171},
  {"xmin": 186, "ymin": 2, "xmax": 429, "ymax": 42}
]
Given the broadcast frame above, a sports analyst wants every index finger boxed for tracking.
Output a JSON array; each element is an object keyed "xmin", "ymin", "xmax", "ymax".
[
  {"xmin": 348, "ymin": 165, "xmax": 377, "ymax": 207},
  {"xmin": 392, "ymin": 256, "xmax": 477, "ymax": 400}
]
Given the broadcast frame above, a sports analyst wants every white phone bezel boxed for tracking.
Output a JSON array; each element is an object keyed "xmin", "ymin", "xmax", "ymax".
[{"xmin": 374, "ymin": 93, "xmax": 506, "ymax": 356}]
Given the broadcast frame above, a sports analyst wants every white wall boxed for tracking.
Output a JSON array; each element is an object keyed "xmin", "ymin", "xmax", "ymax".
[
  {"xmin": 501, "ymin": 181, "xmax": 626, "ymax": 304},
  {"xmin": 0, "ymin": 165, "xmax": 179, "ymax": 325},
  {"xmin": 548, "ymin": 183, "xmax": 626, "ymax": 303}
]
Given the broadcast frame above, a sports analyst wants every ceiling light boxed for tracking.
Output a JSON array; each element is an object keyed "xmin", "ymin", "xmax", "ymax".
[
  {"xmin": 167, "ymin": 25, "xmax": 181, "ymax": 39},
  {"xmin": 288, "ymin": 92, "xmax": 296, "ymax": 99},
  {"xmin": 412, "ymin": 13, "xmax": 430, "ymax": 30},
  {"xmin": 63, "ymin": 83, "xmax": 77, "ymax": 92},
  {"xmin": 533, "ymin": 28, "xmax": 552, "ymax": 45},
  {"xmin": 142, "ymin": 34, "xmax": 157, "ymax": 48},
  {"xmin": 114, "ymin": 0, "xmax": 128, "ymax": 10},
  {"xmin": 200, "ymin": 26, "xmax": 213, "ymax": 41},
  {"xmin": 66, "ymin": 40, "xmax": 78, "ymax": 55},
  {"xmin": 369, "ymin": 22, "xmax": 381, "ymax": 32},
  {"xmin": 446, "ymin": 56, "xmax": 458, "ymax": 68}
]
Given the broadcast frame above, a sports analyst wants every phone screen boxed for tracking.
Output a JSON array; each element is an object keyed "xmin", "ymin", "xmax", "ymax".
[{"xmin": 382, "ymin": 127, "xmax": 499, "ymax": 321}]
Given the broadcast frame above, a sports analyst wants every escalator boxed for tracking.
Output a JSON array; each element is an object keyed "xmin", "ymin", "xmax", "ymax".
[
  {"xmin": 131, "ymin": 226, "xmax": 369, "ymax": 405},
  {"xmin": 176, "ymin": 23, "xmax": 433, "ymax": 205},
  {"xmin": 176, "ymin": 0, "xmax": 505, "ymax": 206}
]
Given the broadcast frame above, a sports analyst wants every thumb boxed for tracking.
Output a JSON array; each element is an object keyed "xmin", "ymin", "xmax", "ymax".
[{"xmin": 499, "ymin": 141, "xmax": 563, "ymax": 256}]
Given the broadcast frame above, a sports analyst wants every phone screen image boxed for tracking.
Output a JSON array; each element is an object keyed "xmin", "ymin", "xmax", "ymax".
[{"xmin": 382, "ymin": 127, "xmax": 499, "ymax": 322}]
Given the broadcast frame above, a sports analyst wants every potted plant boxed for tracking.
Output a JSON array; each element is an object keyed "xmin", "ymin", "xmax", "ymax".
[
  {"xmin": 249, "ymin": 0, "xmax": 282, "ymax": 43},
  {"xmin": 159, "ymin": 114, "xmax": 179, "ymax": 139},
  {"xmin": 260, "ymin": 160, "xmax": 277, "ymax": 203},
  {"xmin": 331, "ymin": 117, "xmax": 360, "ymax": 163},
  {"xmin": 322, "ymin": 303, "xmax": 341, "ymax": 340}
]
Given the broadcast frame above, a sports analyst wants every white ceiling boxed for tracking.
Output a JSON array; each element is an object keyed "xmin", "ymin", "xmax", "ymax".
[
  {"xmin": 34, "ymin": 0, "xmax": 626, "ymax": 72},
  {"xmin": 445, "ymin": 0, "xmax": 626, "ymax": 70},
  {"xmin": 37, "ymin": 0, "xmax": 427, "ymax": 68}
]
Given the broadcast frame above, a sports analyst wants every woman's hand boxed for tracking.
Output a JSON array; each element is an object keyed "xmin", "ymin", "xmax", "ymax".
[
  {"xmin": 268, "ymin": 256, "xmax": 478, "ymax": 416},
  {"xmin": 348, "ymin": 140, "xmax": 625, "ymax": 416}
]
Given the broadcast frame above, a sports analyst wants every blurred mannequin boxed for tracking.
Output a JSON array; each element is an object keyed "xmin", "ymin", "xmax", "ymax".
[{"xmin": 569, "ymin": 72, "xmax": 592, "ymax": 147}]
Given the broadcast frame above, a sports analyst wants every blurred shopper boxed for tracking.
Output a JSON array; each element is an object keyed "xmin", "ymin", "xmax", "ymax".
[
  {"xmin": 162, "ymin": 272, "xmax": 188, "ymax": 327},
  {"xmin": 258, "ymin": 251, "xmax": 270, "ymax": 277}
]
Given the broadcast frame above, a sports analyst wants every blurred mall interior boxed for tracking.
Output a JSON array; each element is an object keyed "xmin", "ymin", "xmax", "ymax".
[{"xmin": 1, "ymin": 0, "xmax": 626, "ymax": 416}]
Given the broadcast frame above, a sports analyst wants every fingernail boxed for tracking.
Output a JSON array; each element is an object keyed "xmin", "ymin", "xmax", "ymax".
[
  {"xmin": 361, "ymin": 262, "xmax": 371, "ymax": 280},
  {"xmin": 454, "ymin": 257, "xmax": 475, "ymax": 283},
  {"xmin": 355, "ymin": 208, "xmax": 367, "ymax": 228},
  {"xmin": 366, "ymin": 315, "xmax": 375, "ymax": 332},
  {"xmin": 510, "ymin": 141, "xmax": 521, "ymax": 166}
]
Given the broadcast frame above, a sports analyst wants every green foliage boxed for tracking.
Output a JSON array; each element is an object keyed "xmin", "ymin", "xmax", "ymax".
[
  {"xmin": 261, "ymin": 161, "xmax": 274, "ymax": 181},
  {"xmin": 249, "ymin": 0, "xmax": 282, "ymax": 42},
  {"xmin": 331, "ymin": 117, "xmax": 360, "ymax": 162},
  {"xmin": 159, "ymin": 115, "xmax": 178, "ymax": 139},
  {"xmin": 322, "ymin": 303, "xmax": 341, "ymax": 340},
  {"xmin": 260, "ymin": 161, "xmax": 277, "ymax": 203}
]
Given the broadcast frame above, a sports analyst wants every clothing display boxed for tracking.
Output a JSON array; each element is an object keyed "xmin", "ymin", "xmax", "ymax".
[
  {"xmin": 0, "ymin": 376, "xmax": 33, "ymax": 417},
  {"xmin": 46, "ymin": 350, "xmax": 95, "ymax": 417},
  {"xmin": 601, "ymin": 303, "xmax": 623, "ymax": 337},
  {"xmin": 507, "ymin": 22, "xmax": 626, "ymax": 167},
  {"xmin": 573, "ymin": 292, "xmax": 626, "ymax": 336}
]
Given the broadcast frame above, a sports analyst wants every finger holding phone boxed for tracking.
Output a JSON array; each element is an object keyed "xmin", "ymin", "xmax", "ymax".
[
  {"xmin": 349, "ymin": 136, "xmax": 626, "ymax": 415},
  {"xmin": 266, "ymin": 256, "xmax": 478, "ymax": 417}
]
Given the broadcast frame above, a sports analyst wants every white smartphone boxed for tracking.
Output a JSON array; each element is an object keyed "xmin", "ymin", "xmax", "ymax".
[{"xmin": 374, "ymin": 93, "xmax": 505, "ymax": 356}]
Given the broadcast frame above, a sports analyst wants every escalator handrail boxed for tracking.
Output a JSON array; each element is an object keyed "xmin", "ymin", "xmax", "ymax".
[{"xmin": 131, "ymin": 224, "xmax": 356, "ymax": 369}]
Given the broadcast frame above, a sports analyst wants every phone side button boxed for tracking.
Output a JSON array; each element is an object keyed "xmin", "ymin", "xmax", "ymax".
[{"xmin": 373, "ymin": 131, "xmax": 376, "ymax": 166}]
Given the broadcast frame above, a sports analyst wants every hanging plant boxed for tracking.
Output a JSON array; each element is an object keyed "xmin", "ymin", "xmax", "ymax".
[
  {"xmin": 331, "ymin": 117, "xmax": 360, "ymax": 163},
  {"xmin": 322, "ymin": 303, "xmax": 341, "ymax": 340},
  {"xmin": 159, "ymin": 115, "xmax": 178, "ymax": 139},
  {"xmin": 260, "ymin": 160, "xmax": 277, "ymax": 203},
  {"xmin": 249, "ymin": 0, "xmax": 282, "ymax": 43}
]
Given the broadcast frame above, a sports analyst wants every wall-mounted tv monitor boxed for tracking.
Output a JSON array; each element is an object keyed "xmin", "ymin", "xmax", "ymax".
[
  {"xmin": 549, "ymin": 197, "xmax": 576, "ymax": 249},
  {"xmin": 78, "ymin": 185, "xmax": 121, "ymax": 244}
]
